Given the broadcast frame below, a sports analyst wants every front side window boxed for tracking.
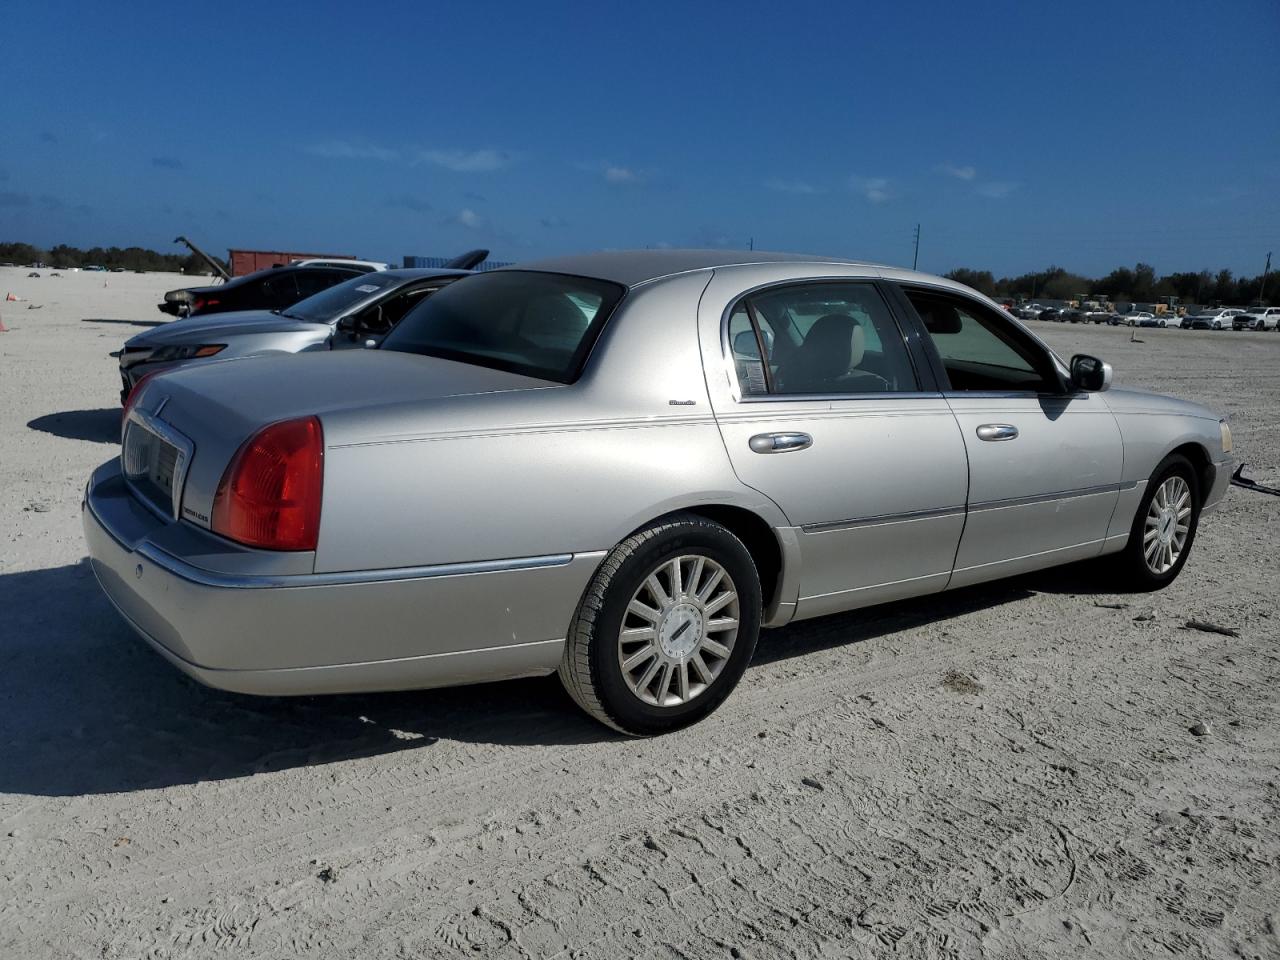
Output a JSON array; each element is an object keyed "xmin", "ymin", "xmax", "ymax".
[
  {"xmin": 904, "ymin": 289, "xmax": 1060, "ymax": 393},
  {"xmin": 729, "ymin": 281, "xmax": 918, "ymax": 396},
  {"xmin": 381, "ymin": 271, "xmax": 624, "ymax": 383}
]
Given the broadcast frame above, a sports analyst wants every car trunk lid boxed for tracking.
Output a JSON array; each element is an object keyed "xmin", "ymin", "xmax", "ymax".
[{"xmin": 131, "ymin": 350, "xmax": 558, "ymax": 531}]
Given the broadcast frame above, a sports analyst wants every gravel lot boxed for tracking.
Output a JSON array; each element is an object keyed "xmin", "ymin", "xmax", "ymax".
[{"xmin": 1, "ymin": 266, "xmax": 1277, "ymax": 959}]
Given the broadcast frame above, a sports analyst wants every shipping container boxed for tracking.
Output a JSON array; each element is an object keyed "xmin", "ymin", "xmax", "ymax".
[{"xmin": 229, "ymin": 249, "xmax": 356, "ymax": 277}]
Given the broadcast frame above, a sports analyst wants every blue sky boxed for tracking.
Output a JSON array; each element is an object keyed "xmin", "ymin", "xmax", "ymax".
[{"xmin": 2, "ymin": 0, "xmax": 1277, "ymax": 277}]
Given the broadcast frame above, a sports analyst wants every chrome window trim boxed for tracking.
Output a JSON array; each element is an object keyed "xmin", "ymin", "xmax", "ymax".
[
  {"xmin": 735, "ymin": 391, "xmax": 945, "ymax": 404},
  {"xmin": 122, "ymin": 404, "xmax": 194, "ymax": 523},
  {"xmin": 940, "ymin": 390, "xmax": 1092, "ymax": 401}
]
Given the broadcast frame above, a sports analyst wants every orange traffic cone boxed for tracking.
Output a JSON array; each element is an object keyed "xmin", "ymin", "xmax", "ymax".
[{"xmin": 5, "ymin": 292, "xmax": 16, "ymax": 301}]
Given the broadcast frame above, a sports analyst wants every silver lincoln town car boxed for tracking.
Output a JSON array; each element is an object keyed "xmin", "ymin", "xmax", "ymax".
[{"xmin": 84, "ymin": 251, "xmax": 1233, "ymax": 734}]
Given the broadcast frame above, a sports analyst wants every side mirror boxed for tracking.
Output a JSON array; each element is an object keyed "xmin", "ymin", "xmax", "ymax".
[
  {"xmin": 1070, "ymin": 354, "xmax": 1112, "ymax": 392},
  {"xmin": 336, "ymin": 315, "xmax": 358, "ymax": 335}
]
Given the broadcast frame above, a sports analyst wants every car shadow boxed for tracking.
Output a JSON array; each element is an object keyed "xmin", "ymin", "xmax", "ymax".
[
  {"xmin": 0, "ymin": 558, "xmax": 1073, "ymax": 798},
  {"xmin": 27, "ymin": 408, "xmax": 120, "ymax": 444},
  {"xmin": 82, "ymin": 317, "xmax": 167, "ymax": 328}
]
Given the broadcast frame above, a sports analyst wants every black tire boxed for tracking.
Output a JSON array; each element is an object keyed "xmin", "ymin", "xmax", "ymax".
[
  {"xmin": 1110, "ymin": 453, "xmax": 1202, "ymax": 591},
  {"xmin": 558, "ymin": 514, "xmax": 762, "ymax": 736}
]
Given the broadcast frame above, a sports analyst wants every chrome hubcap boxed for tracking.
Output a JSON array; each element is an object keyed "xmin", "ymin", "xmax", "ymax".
[
  {"xmin": 618, "ymin": 555, "xmax": 739, "ymax": 707},
  {"xmin": 1144, "ymin": 476, "xmax": 1191, "ymax": 574}
]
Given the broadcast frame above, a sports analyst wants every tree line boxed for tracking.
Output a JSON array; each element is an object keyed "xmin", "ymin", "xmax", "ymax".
[
  {"xmin": 943, "ymin": 262, "xmax": 1273, "ymax": 307},
  {"xmin": 0, "ymin": 241, "xmax": 227, "ymax": 275}
]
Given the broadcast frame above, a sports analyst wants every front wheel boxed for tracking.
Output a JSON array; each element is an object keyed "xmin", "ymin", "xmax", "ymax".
[
  {"xmin": 559, "ymin": 515, "xmax": 762, "ymax": 735},
  {"xmin": 1110, "ymin": 454, "xmax": 1201, "ymax": 590}
]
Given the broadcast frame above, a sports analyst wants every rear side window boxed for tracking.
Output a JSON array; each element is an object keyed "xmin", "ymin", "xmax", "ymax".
[
  {"xmin": 729, "ymin": 281, "xmax": 918, "ymax": 396},
  {"xmin": 258, "ymin": 272, "xmax": 300, "ymax": 309},
  {"xmin": 294, "ymin": 268, "xmax": 352, "ymax": 299},
  {"xmin": 381, "ymin": 271, "xmax": 624, "ymax": 383}
]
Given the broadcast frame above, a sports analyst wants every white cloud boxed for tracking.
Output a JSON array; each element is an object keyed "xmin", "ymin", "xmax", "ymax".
[
  {"xmin": 604, "ymin": 165, "xmax": 638, "ymax": 184},
  {"xmin": 449, "ymin": 207, "xmax": 485, "ymax": 228},
  {"xmin": 976, "ymin": 180, "xmax": 1019, "ymax": 199},
  {"xmin": 306, "ymin": 140, "xmax": 399, "ymax": 161},
  {"xmin": 939, "ymin": 163, "xmax": 977, "ymax": 181},
  {"xmin": 850, "ymin": 174, "xmax": 894, "ymax": 203},
  {"xmin": 416, "ymin": 148, "xmax": 510, "ymax": 172},
  {"xmin": 765, "ymin": 178, "xmax": 819, "ymax": 194}
]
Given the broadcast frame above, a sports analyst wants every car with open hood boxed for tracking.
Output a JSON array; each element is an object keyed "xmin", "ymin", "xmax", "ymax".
[{"xmin": 84, "ymin": 250, "xmax": 1233, "ymax": 735}]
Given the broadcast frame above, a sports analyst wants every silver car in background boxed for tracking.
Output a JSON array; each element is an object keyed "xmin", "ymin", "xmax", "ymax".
[
  {"xmin": 84, "ymin": 251, "xmax": 1233, "ymax": 734},
  {"xmin": 118, "ymin": 268, "xmax": 472, "ymax": 402}
]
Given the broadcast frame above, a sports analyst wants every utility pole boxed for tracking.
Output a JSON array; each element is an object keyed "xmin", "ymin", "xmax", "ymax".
[
  {"xmin": 912, "ymin": 224, "xmax": 921, "ymax": 270},
  {"xmin": 748, "ymin": 237, "xmax": 754, "ymax": 251},
  {"xmin": 1260, "ymin": 251, "xmax": 1273, "ymax": 304}
]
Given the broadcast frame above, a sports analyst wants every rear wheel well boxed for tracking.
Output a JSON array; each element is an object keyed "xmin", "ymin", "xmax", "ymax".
[
  {"xmin": 1167, "ymin": 442, "xmax": 1213, "ymax": 501},
  {"xmin": 636, "ymin": 506, "xmax": 782, "ymax": 611}
]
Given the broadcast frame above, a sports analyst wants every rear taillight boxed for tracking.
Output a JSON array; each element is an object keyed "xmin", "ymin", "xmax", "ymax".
[
  {"xmin": 122, "ymin": 370, "xmax": 161, "ymax": 424},
  {"xmin": 211, "ymin": 417, "xmax": 324, "ymax": 551},
  {"xmin": 191, "ymin": 297, "xmax": 219, "ymax": 312}
]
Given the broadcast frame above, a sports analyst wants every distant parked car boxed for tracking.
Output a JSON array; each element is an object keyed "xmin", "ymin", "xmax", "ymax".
[
  {"xmin": 1234, "ymin": 307, "xmax": 1280, "ymax": 331},
  {"xmin": 1138, "ymin": 313, "xmax": 1173, "ymax": 328},
  {"xmin": 1188, "ymin": 309, "xmax": 1237, "ymax": 330},
  {"xmin": 1086, "ymin": 310, "xmax": 1113, "ymax": 324},
  {"xmin": 119, "ymin": 267, "xmax": 474, "ymax": 403},
  {"xmin": 1064, "ymin": 309, "xmax": 1087, "ymax": 323},
  {"xmin": 1039, "ymin": 308, "xmax": 1063, "ymax": 322},
  {"xmin": 1123, "ymin": 311, "xmax": 1155, "ymax": 326},
  {"xmin": 158, "ymin": 261, "xmax": 388, "ymax": 318}
]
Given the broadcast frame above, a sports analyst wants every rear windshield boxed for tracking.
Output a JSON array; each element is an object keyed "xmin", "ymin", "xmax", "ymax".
[
  {"xmin": 380, "ymin": 271, "xmax": 625, "ymax": 383},
  {"xmin": 283, "ymin": 272, "xmax": 403, "ymax": 323}
]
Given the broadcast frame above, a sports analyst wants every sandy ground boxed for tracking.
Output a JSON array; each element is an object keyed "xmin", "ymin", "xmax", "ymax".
[{"xmin": 0, "ymin": 265, "xmax": 1277, "ymax": 959}]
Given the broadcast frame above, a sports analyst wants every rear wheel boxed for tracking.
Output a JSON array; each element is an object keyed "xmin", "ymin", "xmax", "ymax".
[
  {"xmin": 1110, "ymin": 454, "xmax": 1201, "ymax": 590},
  {"xmin": 559, "ymin": 515, "xmax": 762, "ymax": 735}
]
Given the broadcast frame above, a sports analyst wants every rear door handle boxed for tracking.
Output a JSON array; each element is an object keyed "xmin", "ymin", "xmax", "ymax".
[
  {"xmin": 749, "ymin": 432, "xmax": 813, "ymax": 454},
  {"xmin": 976, "ymin": 423, "xmax": 1019, "ymax": 442}
]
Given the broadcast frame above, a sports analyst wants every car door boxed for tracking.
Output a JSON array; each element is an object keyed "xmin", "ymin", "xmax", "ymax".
[
  {"xmin": 894, "ymin": 285, "xmax": 1124, "ymax": 588},
  {"xmin": 700, "ymin": 271, "xmax": 970, "ymax": 620}
]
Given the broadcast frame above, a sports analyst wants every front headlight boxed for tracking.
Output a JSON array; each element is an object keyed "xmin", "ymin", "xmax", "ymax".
[
  {"xmin": 149, "ymin": 343, "xmax": 226, "ymax": 362},
  {"xmin": 1220, "ymin": 419, "xmax": 1232, "ymax": 455}
]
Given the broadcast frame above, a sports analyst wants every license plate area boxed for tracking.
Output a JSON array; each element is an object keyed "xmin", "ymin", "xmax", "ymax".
[{"xmin": 122, "ymin": 409, "xmax": 193, "ymax": 521}]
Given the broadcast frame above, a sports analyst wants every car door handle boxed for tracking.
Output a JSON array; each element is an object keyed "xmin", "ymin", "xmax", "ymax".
[
  {"xmin": 976, "ymin": 423, "xmax": 1019, "ymax": 442},
  {"xmin": 749, "ymin": 432, "xmax": 813, "ymax": 454}
]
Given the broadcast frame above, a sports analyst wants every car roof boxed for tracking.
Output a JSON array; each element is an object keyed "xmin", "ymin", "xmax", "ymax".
[{"xmin": 503, "ymin": 249, "xmax": 886, "ymax": 287}]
